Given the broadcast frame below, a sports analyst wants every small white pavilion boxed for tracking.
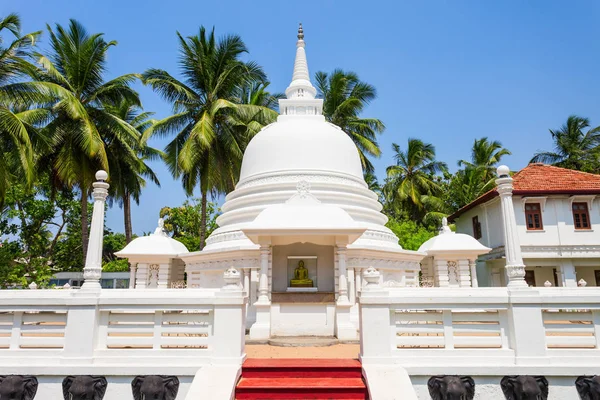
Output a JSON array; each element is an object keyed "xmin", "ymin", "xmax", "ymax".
[{"xmin": 118, "ymin": 25, "xmax": 486, "ymax": 341}]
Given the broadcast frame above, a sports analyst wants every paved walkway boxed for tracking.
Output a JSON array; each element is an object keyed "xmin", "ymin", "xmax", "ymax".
[{"xmin": 246, "ymin": 344, "xmax": 360, "ymax": 358}]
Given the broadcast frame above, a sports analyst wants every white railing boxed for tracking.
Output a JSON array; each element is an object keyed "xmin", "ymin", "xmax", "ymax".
[
  {"xmin": 359, "ymin": 284, "xmax": 600, "ymax": 374},
  {"xmin": 0, "ymin": 285, "xmax": 247, "ymax": 374}
]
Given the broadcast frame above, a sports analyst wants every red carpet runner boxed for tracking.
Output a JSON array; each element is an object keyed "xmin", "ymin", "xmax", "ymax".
[{"xmin": 235, "ymin": 358, "xmax": 368, "ymax": 399}]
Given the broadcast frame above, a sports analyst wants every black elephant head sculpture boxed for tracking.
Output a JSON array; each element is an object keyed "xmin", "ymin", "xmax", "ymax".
[
  {"xmin": 576, "ymin": 376, "xmax": 600, "ymax": 400},
  {"xmin": 0, "ymin": 375, "xmax": 38, "ymax": 400},
  {"xmin": 62, "ymin": 376, "xmax": 107, "ymax": 400},
  {"xmin": 428, "ymin": 375, "xmax": 475, "ymax": 400},
  {"xmin": 501, "ymin": 375, "xmax": 548, "ymax": 400},
  {"xmin": 131, "ymin": 375, "xmax": 179, "ymax": 400}
]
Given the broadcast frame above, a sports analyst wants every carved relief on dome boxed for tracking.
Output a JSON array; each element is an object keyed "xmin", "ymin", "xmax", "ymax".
[
  {"xmin": 185, "ymin": 257, "xmax": 259, "ymax": 271},
  {"xmin": 236, "ymin": 172, "xmax": 367, "ymax": 190},
  {"xmin": 357, "ymin": 229, "xmax": 400, "ymax": 244},
  {"xmin": 206, "ymin": 230, "xmax": 249, "ymax": 245}
]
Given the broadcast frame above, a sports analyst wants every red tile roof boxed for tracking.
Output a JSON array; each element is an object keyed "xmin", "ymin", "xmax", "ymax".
[{"xmin": 448, "ymin": 164, "xmax": 600, "ymax": 221}]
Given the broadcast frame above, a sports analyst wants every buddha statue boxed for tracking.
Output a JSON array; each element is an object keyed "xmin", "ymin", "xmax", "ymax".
[{"xmin": 290, "ymin": 260, "xmax": 313, "ymax": 287}]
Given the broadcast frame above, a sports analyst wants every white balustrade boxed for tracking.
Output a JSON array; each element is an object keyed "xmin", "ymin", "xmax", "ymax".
[
  {"xmin": 0, "ymin": 286, "xmax": 247, "ymax": 372},
  {"xmin": 359, "ymin": 282, "xmax": 600, "ymax": 374}
]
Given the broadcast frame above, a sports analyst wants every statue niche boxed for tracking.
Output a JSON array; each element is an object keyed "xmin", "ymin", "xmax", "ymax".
[{"xmin": 290, "ymin": 260, "xmax": 314, "ymax": 288}]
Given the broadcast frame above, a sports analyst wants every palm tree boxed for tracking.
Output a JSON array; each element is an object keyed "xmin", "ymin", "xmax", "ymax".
[
  {"xmin": 315, "ymin": 69, "xmax": 384, "ymax": 173},
  {"xmin": 458, "ymin": 137, "xmax": 511, "ymax": 182},
  {"xmin": 28, "ymin": 20, "xmax": 141, "ymax": 262},
  {"xmin": 104, "ymin": 100, "xmax": 161, "ymax": 243},
  {"xmin": 531, "ymin": 115, "xmax": 600, "ymax": 173},
  {"xmin": 384, "ymin": 139, "xmax": 447, "ymax": 221},
  {"xmin": 143, "ymin": 27, "xmax": 276, "ymax": 250},
  {"xmin": 0, "ymin": 14, "xmax": 43, "ymax": 208},
  {"xmin": 447, "ymin": 167, "xmax": 496, "ymax": 211}
]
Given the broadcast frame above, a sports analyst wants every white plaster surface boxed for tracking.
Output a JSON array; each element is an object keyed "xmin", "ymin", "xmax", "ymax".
[{"xmin": 271, "ymin": 303, "xmax": 335, "ymax": 336}]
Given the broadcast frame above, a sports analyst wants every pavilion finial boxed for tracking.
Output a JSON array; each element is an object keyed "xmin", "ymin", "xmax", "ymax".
[{"xmin": 298, "ymin": 23, "xmax": 304, "ymax": 40}]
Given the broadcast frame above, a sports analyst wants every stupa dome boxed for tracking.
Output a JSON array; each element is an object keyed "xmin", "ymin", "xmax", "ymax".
[{"xmin": 239, "ymin": 117, "xmax": 364, "ymax": 183}]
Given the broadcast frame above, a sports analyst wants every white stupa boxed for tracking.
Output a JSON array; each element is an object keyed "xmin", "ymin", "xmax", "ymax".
[
  {"xmin": 177, "ymin": 25, "xmax": 425, "ymax": 340},
  {"xmin": 122, "ymin": 25, "xmax": 429, "ymax": 340}
]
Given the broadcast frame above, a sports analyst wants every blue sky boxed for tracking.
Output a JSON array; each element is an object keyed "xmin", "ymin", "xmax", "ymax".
[{"xmin": 5, "ymin": 0, "xmax": 600, "ymax": 235}]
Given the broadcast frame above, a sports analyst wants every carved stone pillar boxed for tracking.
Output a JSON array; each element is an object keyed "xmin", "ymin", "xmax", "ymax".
[
  {"xmin": 348, "ymin": 267, "xmax": 356, "ymax": 304},
  {"xmin": 81, "ymin": 171, "xmax": 109, "ymax": 291},
  {"xmin": 129, "ymin": 263, "xmax": 137, "ymax": 289},
  {"xmin": 257, "ymin": 245, "xmax": 271, "ymax": 304},
  {"xmin": 458, "ymin": 259, "xmax": 471, "ymax": 287},
  {"xmin": 434, "ymin": 259, "xmax": 450, "ymax": 287},
  {"xmin": 469, "ymin": 260, "xmax": 479, "ymax": 287},
  {"xmin": 355, "ymin": 267, "xmax": 362, "ymax": 296},
  {"xmin": 336, "ymin": 246, "xmax": 350, "ymax": 305},
  {"xmin": 496, "ymin": 165, "xmax": 527, "ymax": 288},
  {"xmin": 243, "ymin": 268, "xmax": 250, "ymax": 297}
]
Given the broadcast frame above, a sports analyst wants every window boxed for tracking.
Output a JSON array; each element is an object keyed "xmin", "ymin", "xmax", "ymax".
[
  {"xmin": 525, "ymin": 203, "xmax": 543, "ymax": 230},
  {"xmin": 572, "ymin": 202, "xmax": 591, "ymax": 230},
  {"xmin": 472, "ymin": 216, "xmax": 482, "ymax": 239},
  {"xmin": 525, "ymin": 270, "xmax": 536, "ymax": 287},
  {"xmin": 101, "ymin": 279, "xmax": 114, "ymax": 289},
  {"xmin": 595, "ymin": 270, "xmax": 600, "ymax": 287}
]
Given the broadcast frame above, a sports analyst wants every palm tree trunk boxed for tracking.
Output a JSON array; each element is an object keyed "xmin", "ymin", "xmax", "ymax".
[
  {"xmin": 199, "ymin": 192, "xmax": 207, "ymax": 251},
  {"xmin": 81, "ymin": 186, "xmax": 89, "ymax": 265},
  {"xmin": 124, "ymin": 190, "xmax": 132, "ymax": 243}
]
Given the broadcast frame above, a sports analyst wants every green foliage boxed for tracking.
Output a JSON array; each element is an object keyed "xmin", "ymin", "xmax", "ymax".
[
  {"xmin": 316, "ymin": 69, "xmax": 384, "ymax": 173},
  {"xmin": 386, "ymin": 217, "xmax": 438, "ymax": 251},
  {"xmin": 159, "ymin": 199, "xmax": 219, "ymax": 251},
  {"xmin": 531, "ymin": 115, "xmax": 600, "ymax": 174},
  {"xmin": 383, "ymin": 139, "xmax": 448, "ymax": 222},
  {"xmin": 143, "ymin": 26, "xmax": 276, "ymax": 249},
  {"xmin": 102, "ymin": 258, "xmax": 129, "ymax": 272}
]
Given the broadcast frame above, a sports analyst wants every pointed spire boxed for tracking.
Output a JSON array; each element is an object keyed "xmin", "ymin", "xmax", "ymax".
[
  {"xmin": 278, "ymin": 24, "xmax": 323, "ymax": 116},
  {"xmin": 285, "ymin": 23, "xmax": 317, "ymax": 100}
]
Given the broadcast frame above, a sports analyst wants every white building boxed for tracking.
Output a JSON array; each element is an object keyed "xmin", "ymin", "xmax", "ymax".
[{"xmin": 449, "ymin": 163, "xmax": 600, "ymax": 288}]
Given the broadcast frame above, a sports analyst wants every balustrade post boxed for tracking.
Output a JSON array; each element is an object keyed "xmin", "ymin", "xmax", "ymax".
[
  {"xmin": 81, "ymin": 171, "xmax": 109, "ymax": 291},
  {"xmin": 507, "ymin": 290, "xmax": 547, "ymax": 364},
  {"xmin": 213, "ymin": 268, "xmax": 247, "ymax": 364},
  {"xmin": 63, "ymin": 296, "xmax": 100, "ymax": 364},
  {"xmin": 359, "ymin": 268, "xmax": 393, "ymax": 362}
]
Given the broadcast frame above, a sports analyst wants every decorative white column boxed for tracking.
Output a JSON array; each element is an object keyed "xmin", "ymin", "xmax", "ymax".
[
  {"xmin": 336, "ymin": 245, "xmax": 350, "ymax": 305},
  {"xmin": 348, "ymin": 267, "xmax": 356, "ymax": 304},
  {"xmin": 257, "ymin": 245, "xmax": 271, "ymax": 304},
  {"xmin": 129, "ymin": 263, "xmax": 137, "ymax": 288},
  {"xmin": 250, "ymin": 244, "xmax": 271, "ymax": 340},
  {"xmin": 242, "ymin": 268, "xmax": 250, "ymax": 297},
  {"xmin": 355, "ymin": 267, "xmax": 362, "ymax": 295},
  {"xmin": 496, "ymin": 165, "xmax": 527, "ymax": 288},
  {"xmin": 434, "ymin": 259, "xmax": 450, "ymax": 287},
  {"xmin": 81, "ymin": 171, "xmax": 109, "ymax": 291},
  {"xmin": 469, "ymin": 260, "xmax": 479, "ymax": 287},
  {"xmin": 457, "ymin": 259, "xmax": 471, "ymax": 287}
]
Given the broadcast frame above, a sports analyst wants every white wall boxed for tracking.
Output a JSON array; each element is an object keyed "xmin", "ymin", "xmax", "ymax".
[
  {"xmin": 456, "ymin": 196, "xmax": 600, "ymax": 249},
  {"xmin": 271, "ymin": 243, "xmax": 334, "ymax": 292}
]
